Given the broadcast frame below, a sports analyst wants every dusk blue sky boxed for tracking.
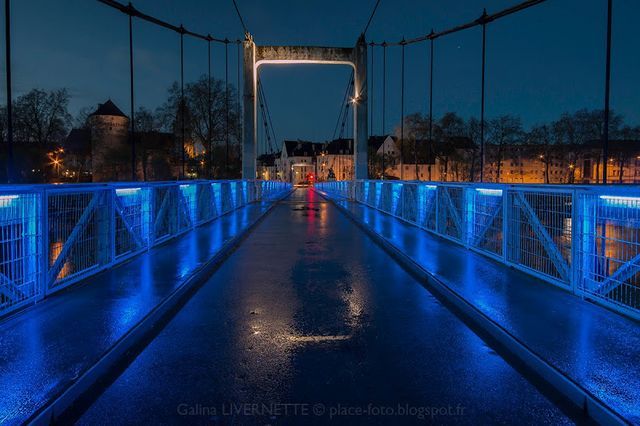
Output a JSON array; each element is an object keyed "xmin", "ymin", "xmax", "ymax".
[{"xmin": 1, "ymin": 0, "xmax": 638, "ymax": 149}]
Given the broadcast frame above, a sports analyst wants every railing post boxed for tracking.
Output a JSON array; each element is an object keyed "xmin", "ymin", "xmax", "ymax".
[
  {"xmin": 434, "ymin": 184, "xmax": 440, "ymax": 235},
  {"xmin": 505, "ymin": 189, "xmax": 521, "ymax": 264},
  {"xmin": 574, "ymin": 189, "xmax": 597, "ymax": 296},
  {"xmin": 501, "ymin": 187, "xmax": 508, "ymax": 261},
  {"xmin": 149, "ymin": 184, "xmax": 157, "ymax": 246},
  {"xmin": 109, "ymin": 189, "xmax": 116, "ymax": 264},
  {"xmin": 94, "ymin": 188, "xmax": 115, "ymax": 268},
  {"xmin": 464, "ymin": 186, "xmax": 475, "ymax": 249},
  {"xmin": 570, "ymin": 189, "xmax": 579, "ymax": 294},
  {"xmin": 40, "ymin": 189, "xmax": 49, "ymax": 299},
  {"xmin": 142, "ymin": 185, "xmax": 152, "ymax": 249}
]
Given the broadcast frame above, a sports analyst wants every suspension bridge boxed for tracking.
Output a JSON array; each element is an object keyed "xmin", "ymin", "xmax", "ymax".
[{"xmin": 1, "ymin": 0, "xmax": 639, "ymax": 424}]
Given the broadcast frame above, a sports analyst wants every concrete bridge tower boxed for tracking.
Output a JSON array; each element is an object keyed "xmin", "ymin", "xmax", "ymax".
[{"xmin": 242, "ymin": 35, "xmax": 368, "ymax": 180}]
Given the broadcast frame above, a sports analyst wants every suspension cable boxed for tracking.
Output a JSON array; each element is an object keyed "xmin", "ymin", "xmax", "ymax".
[
  {"xmin": 258, "ymin": 86, "xmax": 271, "ymax": 154},
  {"xmin": 258, "ymin": 77, "xmax": 278, "ymax": 154},
  {"xmin": 362, "ymin": 0, "xmax": 382, "ymax": 36},
  {"xmin": 382, "ymin": 43, "xmax": 386, "ymax": 135},
  {"xmin": 237, "ymin": 42, "xmax": 241, "ymax": 141},
  {"xmin": 257, "ymin": 79, "xmax": 266, "ymax": 156},
  {"xmin": 231, "ymin": 0, "xmax": 249, "ymax": 35},
  {"xmin": 180, "ymin": 28, "xmax": 185, "ymax": 179},
  {"xmin": 129, "ymin": 13, "xmax": 136, "ymax": 181},
  {"xmin": 338, "ymin": 76, "xmax": 355, "ymax": 139},
  {"xmin": 4, "ymin": 0, "xmax": 13, "ymax": 183},
  {"xmin": 332, "ymin": 71, "xmax": 354, "ymax": 140},
  {"xmin": 480, "ymin": 15, "xmax": 487, "ymax": 183},
  {"xmin": 400, "ymin": 39, "xmax": 405, "ymax": 180},
  {"xmin": 369, "ymin": 42, "xmax": 374, "ymax": 136},
  {"xmin": 369, "ymin": 0, "xmax": 546, "ymax": 46},
  {"xmin": 428, "ymin": 35, "xmax": 434, "ymax": 181},
  {"xmin": 339, "ymin": 103, "xmax": 351, "ymax": 140},
  {"xmin": 225, "ymin": 40, "xmax": 229, "ymax": 176},
  {"xmin": 602, "ymin": 0, "xmax": 613, "ymax": 183},
  {"xmin": 381, "ymin": 42, "xmax": 386, "ymax": 179},
  {"xmin": 97, "ymin": 0, "xmax": 235, "ymax": 44},
  {"xmin": 408, "ymin": 41, "xmax": 418, "ymax": 180},
  {"xmin": 257, "ymin": 78, "xmax": 270, "ymax": 154},
  {"xmin": 207, "ymin": 38, "xmax": 213, "ymax": 178}
]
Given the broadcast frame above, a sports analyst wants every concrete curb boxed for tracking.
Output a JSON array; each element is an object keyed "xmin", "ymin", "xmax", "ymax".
[
  {"xmin": 315, "ymin": 189, "xmax": 628, "ymax": 426},
  {"xmin": 28, "ymin": 190, "xmax": 293, "ymax": 425}
]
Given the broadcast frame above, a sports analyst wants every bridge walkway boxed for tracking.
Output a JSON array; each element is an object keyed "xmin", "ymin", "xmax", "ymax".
[
  {"xmin": 77, "ymin": 189, "xmax": 578, "ymax": 424},
  {"xmin": 0, "ymin": 201, "xmax": 274, "ymax": 425},
  {"xmin": 328, "ymin": 191, "xmax": 640, "ymax": 425}
]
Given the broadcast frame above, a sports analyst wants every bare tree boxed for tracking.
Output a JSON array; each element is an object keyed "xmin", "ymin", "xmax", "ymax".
[
  {"xmin": 529, "ymin": 124, "xmax": 553, "ymax": 184},
  {"xmin": 434, "ymin": 112, "xmax": 465, "ymax": 181},
  {"xmin": 133, "ymin": 106, "xmax": 160, "ymax": 181},
  {"xmin": 487, "ymin": 115, "xmax": 523, "ymax": 182},
  {"xmin": 466, "ymin": 117, "xmax": 481, "ymax": 182},
  {"xmin": 74, "ymin": 106, "xmax": 94, "ymax": 129},
  {"xmin": 13, "ymin": 89, "xmax": 72, "ymax": 145},
  {"xmin": 157, "ymin": 76, "xmax": 242, "ymax": 177}
]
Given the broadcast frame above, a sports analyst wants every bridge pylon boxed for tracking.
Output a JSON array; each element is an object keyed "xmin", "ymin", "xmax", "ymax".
[{"xmin": 242, "ymin": 35, "xmax": 368, "ymax": 179}]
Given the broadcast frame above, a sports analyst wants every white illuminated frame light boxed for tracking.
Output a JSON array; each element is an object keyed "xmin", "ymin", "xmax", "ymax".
[
  {"xmin": 115, "ymin": 187, "xmax": 141, "ymax": 196},
  {"xmin": 0, "ymin": 194, "xmax": 19, "ymax": 207},
  {"xmin": 599, "ymin": 195, "xmax": 640, "ymax": 206},
  {"xmin": 476, "ymin": 188, "xmax": 503, "ymax": 197},
  {"xmin": 253, "ymin": 59, "xmax": 359, "ymax": 155}
]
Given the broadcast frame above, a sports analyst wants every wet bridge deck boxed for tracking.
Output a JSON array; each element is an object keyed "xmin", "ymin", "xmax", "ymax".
[{"xmin": 1, "ymin": 188, "xmax": 638, "ymax": 424}]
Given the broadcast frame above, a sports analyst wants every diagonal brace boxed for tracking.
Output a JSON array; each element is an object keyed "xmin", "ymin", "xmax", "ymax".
[
  {"xmin": 48, "ymin": 192, "xmax": 103, "ymax": 285},
  {"xmin": 442, "ymin": 189, "xmax": 463, "ymax": 236},
  {"xmin": 516, "ymin": 192, "xmax": 570, "ymax": 281},
  {"xmin": 0, "ymin": 272, "xmax": 26, "ymax": 302},
  {"xmin": 114, "ymin": 195, "xmax": 145, "ymax": 249},
  {"xmin": 596, "ymin": 251, "xmax": 640, "ymax": 295},
  {"xmin": 472, "ymin": 199, "xmax": 503, "ymax": 247}
]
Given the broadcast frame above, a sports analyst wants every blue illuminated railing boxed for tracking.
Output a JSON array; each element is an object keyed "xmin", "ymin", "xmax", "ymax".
[
  {"xmin": 316, "ymin": 180, "xmax": 640, "ymax": 319},
  {"xmin": 0, "ymin": 179, "xmax": 291, "ymax": 317}
]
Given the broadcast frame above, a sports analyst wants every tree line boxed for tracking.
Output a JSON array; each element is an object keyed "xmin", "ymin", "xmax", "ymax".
[
  {"xmin": 0, "ymin": 75, "xmax": 242, "ymax": 182},
  {"xmin": 376, "ymin": 109, "xmax": 640, "ymax": 182}
]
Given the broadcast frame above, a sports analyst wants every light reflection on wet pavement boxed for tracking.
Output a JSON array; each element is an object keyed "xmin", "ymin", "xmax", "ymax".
[{"xmin": 79, "ymin": 189, "xmax": 577, "ymax": 425}]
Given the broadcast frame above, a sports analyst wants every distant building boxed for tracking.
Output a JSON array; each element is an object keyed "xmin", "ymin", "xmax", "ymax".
[
  {"xmin": 64, "ymin": 99, "xmax": 189, "ymax": 182},
  {"xmin": 88, "ymin": 100, "xmax": 130, "ymax": 181},
  {"xmin": 257, "ymin": 152, "xmax": 279, "ymax": 181},
  {"xmin": 277, "ymin": 140, "xmax": 323, "ymax": 184},
  {"xmin": 318, "ymin": 138, "xmax": 354, "ymax": 181},
  {"xmin": 270, "ymin": 136, "xmax": 640, "ymax": 184},
  {"xmin": 483, "ymin": 140, "xmax": 640, "ymax": 184}
]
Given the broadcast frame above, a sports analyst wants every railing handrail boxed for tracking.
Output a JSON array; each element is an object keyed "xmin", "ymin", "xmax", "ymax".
[
  {"xmin": 350, "ymin": 179, "xmax": 640, "ymax": 193},
  {"xmin": 0, "ymin": 179, "xmax": 276, "ymax": 192},
  {"xmin": 0, "ymin": 179, "xmax": 292, "ymax": 318},
  {"xmin": 317, "ymin": 179, "xmax": 640, "ymax": 321}
]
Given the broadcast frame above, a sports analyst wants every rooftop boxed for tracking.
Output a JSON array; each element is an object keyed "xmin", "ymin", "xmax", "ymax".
[{"xmin": 90, "ymin": 99, "xmax": 128, "ymax": 118}]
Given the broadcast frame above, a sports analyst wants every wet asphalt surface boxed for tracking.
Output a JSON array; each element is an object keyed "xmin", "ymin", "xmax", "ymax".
[
  {"xmin": 339, "ymin": 198, "xmax": 640, "ymax": 424},
  {"xmin": 78, "ymin": 189, "xmax": 575, "ymax": 425},
  {"xmin": 0, "ymin": 203, "xmax": 270, "ymax": 426}
]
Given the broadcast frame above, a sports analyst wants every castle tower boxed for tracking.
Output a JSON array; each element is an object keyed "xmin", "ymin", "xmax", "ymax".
[{"xmin": 88, "ymin": 100, "xmax": 130, "ymax": 182}]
